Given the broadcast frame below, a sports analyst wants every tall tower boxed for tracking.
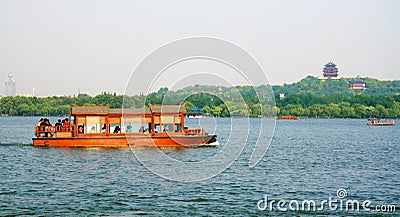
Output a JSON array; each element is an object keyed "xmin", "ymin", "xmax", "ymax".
[
  {"xmin": 323, "ymin": 62, "xmax": 339, "ymax": 78},
  {"xmin": 4, "ymin": 74, "xmax": 16, "ymax": 96}
]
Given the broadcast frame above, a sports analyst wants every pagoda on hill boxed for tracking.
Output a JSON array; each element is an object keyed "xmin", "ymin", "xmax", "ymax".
[{"xmin": 322, "ymin": 62, "xmax": 339, "ymax": 79}]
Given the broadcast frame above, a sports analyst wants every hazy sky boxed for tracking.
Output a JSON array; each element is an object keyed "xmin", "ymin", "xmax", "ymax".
[{"xmin": 0, "ymin": 0, "xmax": 399, "ymax": 96}]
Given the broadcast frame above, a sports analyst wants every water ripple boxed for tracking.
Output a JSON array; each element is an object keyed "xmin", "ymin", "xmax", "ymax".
[{"xmin": 0, "ymin": 118, "xmax": 399, "ymax": 216}]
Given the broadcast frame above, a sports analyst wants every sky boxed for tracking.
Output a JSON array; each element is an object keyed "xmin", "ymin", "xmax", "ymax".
[{"xmin": 0, "ymin": 0, "xmax": 399, "ymax": 96}]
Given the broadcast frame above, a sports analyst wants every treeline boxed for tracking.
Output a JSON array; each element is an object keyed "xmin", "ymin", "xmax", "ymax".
[
  {"xmin": 276, "ymin": 94, "xmax": 400, "ymax": 118},
  {"xmin": 0, "ymin": 92, "xmax": 124, "ymax": 116},
  {"xmin": 273, "ymin": 76, "xmax": 400, "ymax": 96},
  {"xmin": 1, "ymin": 92, "xmax": 399, "ymax": 118},
  {"xmin": 1, "ymin": 77, "xmax": 400, "ymax": 118}
]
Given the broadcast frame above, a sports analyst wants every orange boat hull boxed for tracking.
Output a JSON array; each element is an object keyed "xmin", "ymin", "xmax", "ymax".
[{"xmin": 32, "ymin": 135, "xmax": 217, "ymax": 148}]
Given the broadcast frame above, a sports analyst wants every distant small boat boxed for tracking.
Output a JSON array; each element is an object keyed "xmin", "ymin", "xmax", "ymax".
[
  {"xmin": 187, "ymin": 107, "xmax": 203, "ymax": 119},
  {"xmin": 276, "ymin": 116, "xmax": 300, "ymax": 120},
  {"xmin": 367, "ymin": 118, "xmax": 395, "ymax": 126}
]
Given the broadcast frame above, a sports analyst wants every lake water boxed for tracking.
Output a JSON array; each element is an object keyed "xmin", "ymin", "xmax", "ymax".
[{"xmin": 0, "ymin": 117, "xmax": 399, "ymax": 216}]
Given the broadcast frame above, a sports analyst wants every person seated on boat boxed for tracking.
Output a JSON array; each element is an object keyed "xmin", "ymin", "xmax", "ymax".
[
  {"xmin": 37, "ymin": 118, "xmax": 44, "ymax": 126},
  {"xmin": 90, "ymin": 126, "xmax": 96, "ymax": 133},
  {"xmin": 40, "ymin": 118, "xmax": 48, "ymax": 127},
  {"xmin": 63, "ymin": 118, "xmax": 70, "ymax": 131},
  {"xmin": 40, "ymin": 118, "xmax": 52, "ymax": 137},
  {"xmin": 37, "ymin": 118, "xmax": 45, "ymax": 136},
  {"xmin": 78, "ymin": 125, "xmax": 84, "ymax": 134},
  {"xmin": 175, "ymin": 124, "xmax": 182, "ymax": 132},
  {"xmin": 163, "ymin": 125, "xmax": 171, "ymax": 132},
  {"xmin": 61, "ymin": 119, "xmax": 65, "ymax": 130},
  {"xmin": 113, "ymin": 126, "xmax": 121, "ymax": 134},
  {"xmin": 139, "ymin": 126, "xmax": 145, "ymax": 133},
  {"xmin": 126, "ymin": 125, "xmax": 133, "ymax": 133},
  {"xmin": 101, "ymin": 124, "xmax": 106, "ymax": 133},
  {"xmin": 55, "ymin": 119, "xmax": 62, "ymax": 131},
  {"xmin": 37, "ymin": 118, "xmax": 45, "ymax": 135}
]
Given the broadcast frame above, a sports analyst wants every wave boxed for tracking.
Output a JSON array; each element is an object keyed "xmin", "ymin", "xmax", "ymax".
[{"xmin": 0, "ymin": 143, "xmax": 33, "ymax": 146}]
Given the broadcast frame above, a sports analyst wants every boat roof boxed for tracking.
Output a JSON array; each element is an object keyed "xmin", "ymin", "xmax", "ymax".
[
  {"xmin": 110, "ymin": 108, "xmax": 151, "ymax": 115},
  {"xmin": 149, "ymin": 104, "xmax": 186, "ymax": 114},
  {"xmin": 71, "ymin": 104, "xmax": 186, "ymax": 116},
  {"xmin": 71, "ymin": 105, "xmax": 109, "ymax": 115}
]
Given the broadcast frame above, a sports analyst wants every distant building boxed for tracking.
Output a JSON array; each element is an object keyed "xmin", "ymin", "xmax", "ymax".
[
  {"xmin": 187, "ymin": 107, "xmax": 203, "ymax": 118},
  {"xmin": 4, "ymin": 74, "xmax": 16, "ymax": 96},
  {"xmin": 24, "ymin": 86, "xmax": 37, "ymax": 97},
  {"xmin": 319, "ymin": 62, "xmax": 339, "ymax": 80},
  {"xmin": 349, "ymin": 76, "xmax": 366, "ymax": 90},
  {"xmin": 349, "ymin": 81, "xmax": 366, "ymax": 90},
  {"xmin": 279, "ymin": 93, "xmax": 285, "ymax": 100}
]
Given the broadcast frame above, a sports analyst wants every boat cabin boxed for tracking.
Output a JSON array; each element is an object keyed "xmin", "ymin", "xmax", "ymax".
[{"xmin": 35, "ymin": 104, "xmax": 203, "ymax": 138}]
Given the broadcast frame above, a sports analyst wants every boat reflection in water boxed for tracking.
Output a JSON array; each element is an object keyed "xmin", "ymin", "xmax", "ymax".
[{"xmin": 33, "ymin": 104, "xmax": 217, "ymax": 148}]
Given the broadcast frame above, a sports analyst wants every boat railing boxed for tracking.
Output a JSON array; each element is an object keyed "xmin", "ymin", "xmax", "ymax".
[
  {"xmin": 185, "ymin": 128, "xmax": 205, "ymax": 135},
  {"xmin": 35, "ymin": 125, "xmax": 72, "ymax": 137}
]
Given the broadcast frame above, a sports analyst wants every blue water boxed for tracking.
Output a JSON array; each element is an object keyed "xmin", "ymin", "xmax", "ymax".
[{"xmin": 0, "ymin": 117, "xmax": 399, "ymax": 216}]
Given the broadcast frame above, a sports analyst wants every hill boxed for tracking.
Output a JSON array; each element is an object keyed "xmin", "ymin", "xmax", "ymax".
[{"xmin": 273, "ymin": 76, "xmax": 400, "ymax": 96}]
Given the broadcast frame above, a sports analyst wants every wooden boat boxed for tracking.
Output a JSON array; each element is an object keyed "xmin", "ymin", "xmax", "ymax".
[
  {"xmin": 367, "ymin": 118, "xmax": 395, "ymax": 126},
  {"xmin": 276, "ymin": 116, "xmax": 300, "ymax": 120},
  {"xmin": 32, "ymin": 104, "xmax": 217, "ymax": 148}
]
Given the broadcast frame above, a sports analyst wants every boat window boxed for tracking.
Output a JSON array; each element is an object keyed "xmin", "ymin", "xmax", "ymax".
[
  {"xmin": 155, "ymin": 124, "xmax": 161, "ymax": 133},
  {"xmin": 108, "ymin": 117, "xmax": 121, "ymax": 133},
  {"xmin": 77, "ymin": 125, "xmax": 85, "ymax": 134},
  {"xmin": 160, "ymin": 115, "xmax": 179, "ymax": 132},
  {"xmin": 122, "ymin": 117, "xmax": 142, "ymax": 133},
  {"xmin": 175, "ymin": 124, "xmax": 182, "ymax": 132},
  {"xmin": 161, "ymin": 115, "xmax": 174, "ymax": 124},
  {"xmin": 123, "ymin": 122, "xmax": 142, "ymax": 133},
  {"xmin": 109, "ymin": 124, "xmax": 121, "ymax": 133},
  {"xmin": 162, "ymin": 124, "xmax": 173, "ymax": 132},
  {"xmin": 86, "ymin": 116, "xmax": 103, "ymax": 134}
]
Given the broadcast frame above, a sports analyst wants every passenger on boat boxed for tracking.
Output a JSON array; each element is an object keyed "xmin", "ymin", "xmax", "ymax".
[
  {"xmin": 37, "ymin": 118, "xmax": 44, "ymax": 126},
  {"xmin": 39, "ymin": 118, "xmax": 47, "ymax": 128},
  {"xmin": 40, "ymin": 118, "xmax": 52, "ymax": 137},
  {"xmin": 113, "ymin": 126, "xmax": 121, "ymax": 134},
  {"xmin": 63, "ymin": 118, "xmax": 70, "ymax": 126},
  {"xmin": 101, "ymin": 124, "xmax": 106, "ymax": 133},
  {"xmin": 175, "ymin": 124, "xmax": 182, "ymax": 132},
  {"xmin": 90, "ymin": 126, "xmax": 96, "ymax": 133},
  {"xmin": 126, "ymin": 125, "xmax": 133, "ymax": 133},
  {"xmin": 78, "ymin": 125, "xmax": 84, "ymax": 134},
  {"xmin": 37, "ymin": 118, "xmax": 44, "ymax": 137},
  {"xmin": 62, "ymin": 118, "xmax": 70, "ymax": 131},
  {"xmin": 139, "ymin": 126, "xmax": 144, "ymax": 132},
  {"xmin": 44, "ymin": 118, "xmax": 51, "ymax": 126},
  {"xmin": 55, "ymin": 119, "xmax": 62, "ymax": 131}
]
